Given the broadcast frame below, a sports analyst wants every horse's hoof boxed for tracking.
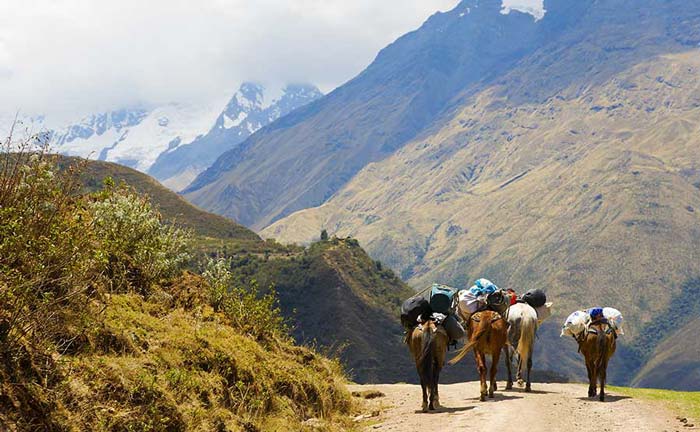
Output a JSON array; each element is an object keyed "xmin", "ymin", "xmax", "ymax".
[
  {"xmin": 525, "ymin": 386, "xmax": 532, "ymax": 393},
  {"xmin": 493, "ymin": 383, "xmax": 498, "ymax": 391},
  {"xmin": 422, "ymin": 403, "xmax": 428, "ymax": 413},
  {"xmin": 505, "ymin": 383, "xmax": 513, "ymax": 390},
  {"xmin": 488, "ymin": 393, "xmax": 495, "ymax": 399},
  {"xmin": 480, "ymin": 394, "xmax": 487, "ymax": 402},
  {"xmin": 599, "ymin": 394, "xmax": 605, "ymax": 402}
]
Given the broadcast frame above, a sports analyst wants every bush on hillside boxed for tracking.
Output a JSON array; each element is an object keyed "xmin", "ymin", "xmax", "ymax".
[
  {"xmin": 0, "ymin": 147, "xmax": 98, "ymax": 355},
  {"xmin": 203, "ymin": 257, "xmax": 288, "ymax": 342},
  {"xmin": 90, "ymin": 181, "xmax": 191, "ymax": 293}
]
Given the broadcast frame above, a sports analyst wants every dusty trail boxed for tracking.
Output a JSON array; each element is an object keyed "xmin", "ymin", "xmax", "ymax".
[{"xmin": 350, "ymin": 382, "xmax": 695, "ymax": 432}]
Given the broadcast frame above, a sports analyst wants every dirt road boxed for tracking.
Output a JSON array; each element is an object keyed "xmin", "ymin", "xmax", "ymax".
[{"xmin": 349, "ymin": 382, "xmax": 695, "ymax": 432}]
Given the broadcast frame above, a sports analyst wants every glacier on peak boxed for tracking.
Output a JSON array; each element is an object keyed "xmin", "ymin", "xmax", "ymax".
[
  {"xmin": 500, "ymin": 0, "xmax": 546, "ymax": 20},
  {"xmin": 48, "ymin": 82, "xmax": 321, "ymax": 182}
]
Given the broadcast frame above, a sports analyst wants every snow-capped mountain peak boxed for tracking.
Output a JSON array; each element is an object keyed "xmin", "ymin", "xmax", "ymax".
[
  {"xmin": 48, "ymin": 81, "xmax": 323, "ymax": 190},
  {"xmin": 215, "ymin": 83, "xmax": 323, "ymax": 136}
]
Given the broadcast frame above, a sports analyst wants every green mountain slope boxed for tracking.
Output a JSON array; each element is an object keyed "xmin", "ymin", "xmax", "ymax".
[
  {"xmin": 263, "ymin": 50, "xmax": 700, "ymax": 387},
  {"xmin": 66, "ymin": 157, "xmax": 420, "ymax": 383},
  {"xmin": 60, "ymin": 157, "xmax": 261, "ymax": 241},
  {"xmin": 223, "ymin": 237, "xmax": 418, "ymax": 383}
]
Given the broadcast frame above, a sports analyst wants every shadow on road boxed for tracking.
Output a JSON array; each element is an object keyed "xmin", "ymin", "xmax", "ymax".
[
  {"xmin": 575, "ymin": 394, "xmax": 632, "ymax": 402},
  {"xmin": 504, "ymin": 387, "xmax": 557, "ymax": 395},
  {"xmin": 413, "ymin": 406, "xmax": 475, "ymax": 414},
  {"xmin": 464, "ymin": 393, "xmax": 524, "ymax": 402}
]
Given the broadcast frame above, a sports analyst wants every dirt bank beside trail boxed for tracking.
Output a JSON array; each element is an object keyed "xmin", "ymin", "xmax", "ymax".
[{"xmin": 349, "ymin": 382, "xmax": 696, "ymax": 432}]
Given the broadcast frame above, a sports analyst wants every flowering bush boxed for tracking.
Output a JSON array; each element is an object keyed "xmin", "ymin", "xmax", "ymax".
[{"xmin": 90, "ymin": 183, "xmax": 191, "ymax": 293}]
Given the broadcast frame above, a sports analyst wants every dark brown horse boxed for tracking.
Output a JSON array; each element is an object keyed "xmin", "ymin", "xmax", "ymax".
[
  {"xmin": 577, "ymin": 320, "xmax": 616, "ymax": 401},
  {"xmin": 449, "ymin": 310, "xmax": 508, "ymax": 401},
  {"xmin": 408, "ymin": 320, "xmax": 449, "ymax": 412}
]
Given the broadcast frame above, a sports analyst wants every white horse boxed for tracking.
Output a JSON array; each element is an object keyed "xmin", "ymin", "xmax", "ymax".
[{"xmin": 503, "ymin": 302, "xmax": 549, "ymax": 391}]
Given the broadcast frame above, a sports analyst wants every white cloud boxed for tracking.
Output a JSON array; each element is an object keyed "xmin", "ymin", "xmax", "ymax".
[{"xmin": 0, "ymin": 0, "xmax": 458, "ymax": 123}]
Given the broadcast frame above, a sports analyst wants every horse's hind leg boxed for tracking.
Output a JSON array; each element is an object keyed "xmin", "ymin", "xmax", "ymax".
[
  {"xmin": 489, "ymin": 351, "xmax": 500, "ymax": 398},
  {"xmin": 587, "ymin": 361, "xmax": 598, "ymax": 398},
  {"xmin": 475, "ymin": 351, "xmax": 487, "ymax": 402},
  {"xmin": 420, "ymin": 379, "xmax": 428, "ymax": 412},
  {"xmin": 599, "ymin": 360, "xmax": 608, "ymax": 402},
  {"xmin": 504, "ymin": 346, "xmax": 513, "ymax": 390},
  {"xmin": 516, "ymin": 354, "xmax": 524, "ymax": 387},
  {"xmin": 525, "ymin": 354, "xmax": 533, "ymax": 393},
  {"xmin": 432, "ymin": 366, "xmax": 441, "ymax": 409}
]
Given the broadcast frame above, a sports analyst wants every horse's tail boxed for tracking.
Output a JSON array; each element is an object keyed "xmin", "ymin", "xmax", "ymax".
[
  {"xmin": 517, "ymin": 315, "xmax": 536, "ymax": 378},
  {"xmin": 419, "ymin": 324, "xmax": 436, "ymax": 387},
  {"xmin": 448, "ymin": 318, "xmax": 489, "ymax": 365},
  {"xmin": 595, "ymin": 325, "xmax": 608, "ymax": 371}
]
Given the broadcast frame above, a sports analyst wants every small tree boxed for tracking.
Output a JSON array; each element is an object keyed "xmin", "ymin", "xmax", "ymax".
[{"xmin": 320, "ymin": 229, "xmax": 329, "ymax": 241}]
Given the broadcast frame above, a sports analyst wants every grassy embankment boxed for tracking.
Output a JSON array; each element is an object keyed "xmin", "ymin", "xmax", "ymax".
[
  {"xmin": 610, "ymin": 386, "xmax": 700, "ymax": 423},
  {"xmin": 0, "ymin": 148, "xmax": 355, "ymax": 431}
]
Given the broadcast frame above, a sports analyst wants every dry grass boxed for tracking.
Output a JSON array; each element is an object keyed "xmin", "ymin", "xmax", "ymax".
[{"xmin": 20, "ymin": 281, "xmax": 355, "ymax": 431}]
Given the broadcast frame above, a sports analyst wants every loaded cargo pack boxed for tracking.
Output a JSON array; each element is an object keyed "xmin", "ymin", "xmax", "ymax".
[
  {"xmin": 430, "ymin": 283, "xmax": 457, "ymax": 315},
  {"xmin": 401, "ymin": 296, "xmax": 431, "ymax": 329}
]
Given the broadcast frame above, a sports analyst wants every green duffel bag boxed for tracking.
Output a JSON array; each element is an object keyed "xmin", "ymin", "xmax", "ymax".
[{"xmin": 430, "ymin": 283, "xmax": 456, "ymax": 315}]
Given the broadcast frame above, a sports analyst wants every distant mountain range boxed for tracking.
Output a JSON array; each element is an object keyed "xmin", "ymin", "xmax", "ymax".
[
  {"xmin": 49, "ymin": 83, "xmax": 322, "ymax": 190},
  {"xmin": 182, "ymin": 0, "xmax": 700, "ymax": 390}
]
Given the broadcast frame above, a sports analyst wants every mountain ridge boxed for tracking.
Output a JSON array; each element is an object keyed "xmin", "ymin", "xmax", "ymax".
[
  {"xmin": 260, "ymin": 0, "xmax": 700, "ymax": 388},
  {"xmin": 183, "ymin": 0, "xmax": 590, "ymax": 229},
  {"xmin": 49, "ymin": 82, "xmax": 322, "ymax": 191}
]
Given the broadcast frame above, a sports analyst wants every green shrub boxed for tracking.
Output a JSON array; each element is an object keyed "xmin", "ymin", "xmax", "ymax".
[
  {"xmin": 203, "ymin": 257, "xmax": 288, "ymax": 343},
  {"xmin": 0, "ymin": 148, "xmax": 98, "ymax": 353},
  {"xmin": 90, "ymin": 183, "xmax": 192, "ymax": 293},
  {"xmin": 202, "ymin": 256, "xmax": 233, "ymax": 310}
]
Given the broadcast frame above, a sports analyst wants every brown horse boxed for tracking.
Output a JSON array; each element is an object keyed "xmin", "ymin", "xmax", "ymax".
[
  {"xmin": 577, "ymin": 320, "xmax": 616, "ymax": 401},
  {"xmin": 449, "ymin": 310, "xmax": 508, "ymax": 401},
  {"xmin": 408, "ymin": 320, "xmax": 449, "ymax": 412}
]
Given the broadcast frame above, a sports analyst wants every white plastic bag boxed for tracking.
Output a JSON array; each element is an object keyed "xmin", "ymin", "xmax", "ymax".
[
  {"xmin": 457, "ymin": 289, "xmax": 483, "ymax": 318},
  {"xmin": 603, "ymin": 307, "xmax": 624, "ymax": 335},
  {"xmin": 561, "ymin": 310, "xmax": 591, "ymax": 337}
]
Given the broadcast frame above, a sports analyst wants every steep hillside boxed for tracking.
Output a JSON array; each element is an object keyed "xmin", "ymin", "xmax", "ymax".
[
  {"xmin": 60, "ymin": 157, "xmax": 260, "ymax": 241},
  {"xmin": 183, "ymin": 0, "xmax": 591, "ymax": 229},
  {"xmin": 264, "ymin": 0, "xmax": 700, "ymax": 388},
  {"xmin": 0, "ymin": 153, "xmax": 353, "ymax": 431},
  {"xmin": 223, "ymin": 237, "xmax": 417, "ymax": 383},
  {"xmin": 62, "ymin": 157, "xmax": 422, "ymax": 383}
]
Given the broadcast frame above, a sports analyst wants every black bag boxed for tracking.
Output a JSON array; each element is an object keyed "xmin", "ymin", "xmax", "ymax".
[
  {"xmin": 401, "ymin": 296, "xmax": 431, "ymax": 329},
  {"xmin": 443, "ymin": 314, "xmax": 466, "ymax": 341},
  {"xmin": 521, "ymin": 289, "xmax": 547, "ymax": 308}
]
